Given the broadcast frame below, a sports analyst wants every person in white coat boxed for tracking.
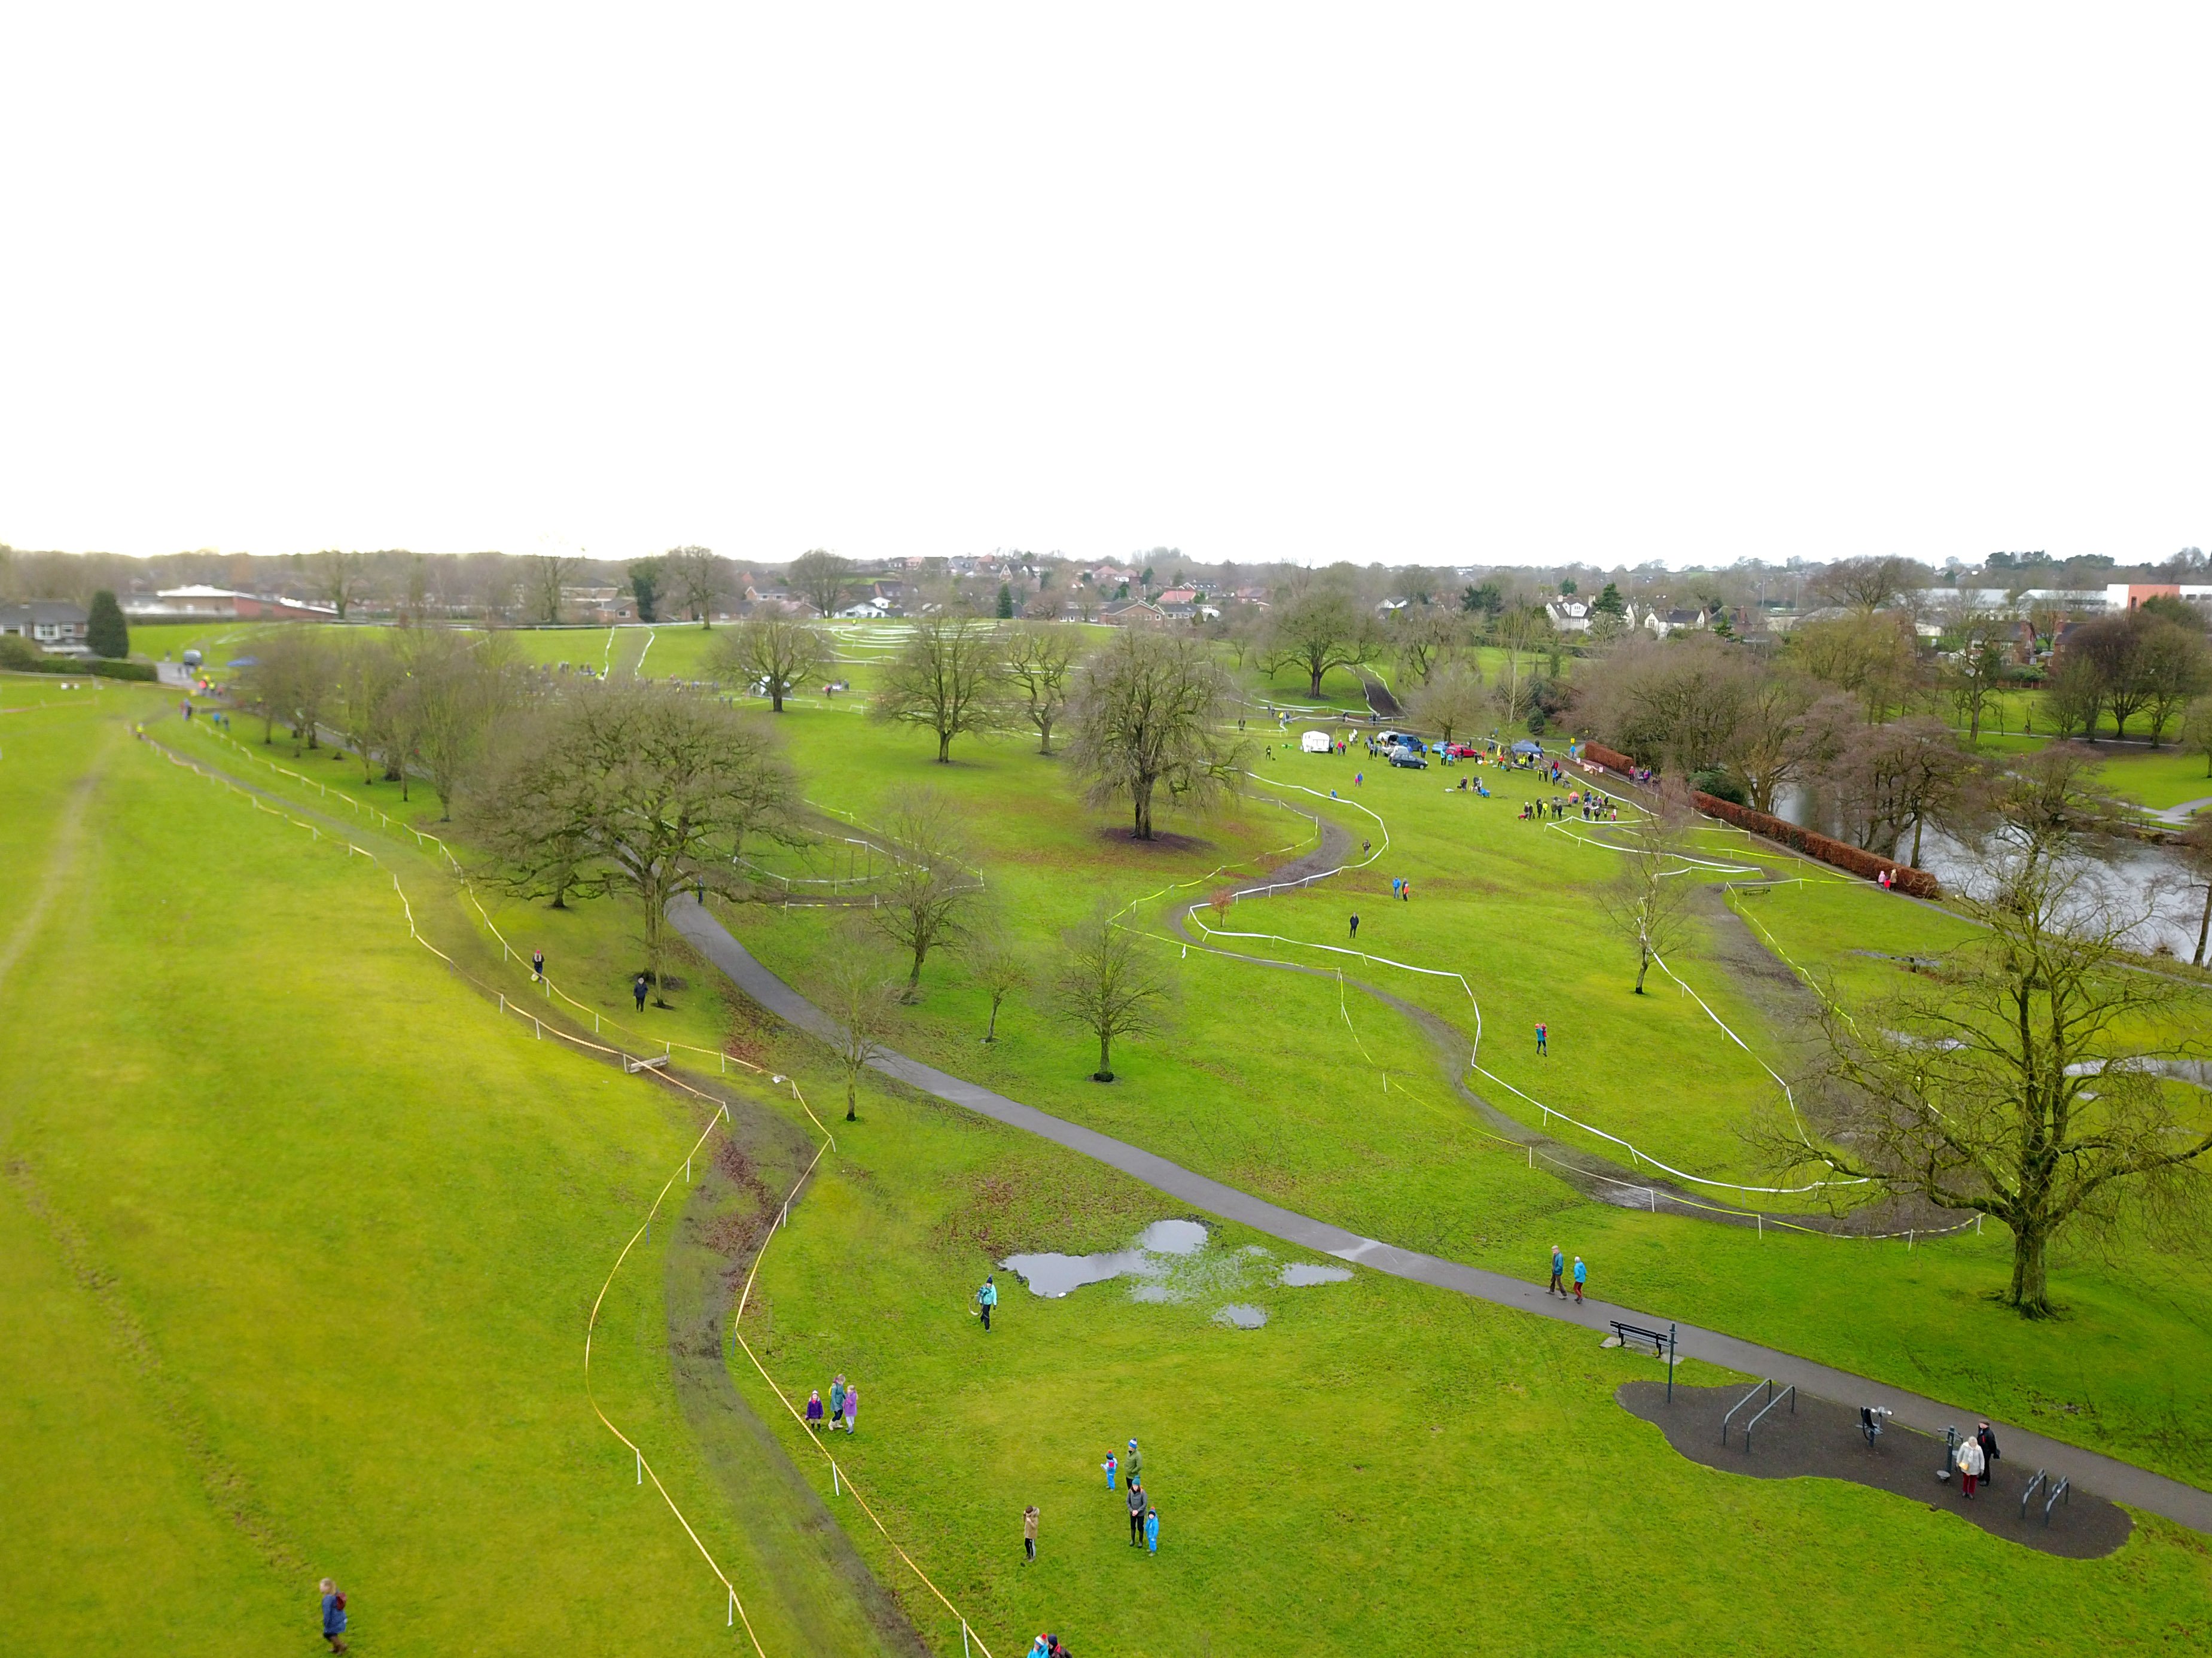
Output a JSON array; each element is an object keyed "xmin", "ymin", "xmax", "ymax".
[{"xmin": 1955, "ymin": 1433, "xmax": 1986, "ymax": 1498}]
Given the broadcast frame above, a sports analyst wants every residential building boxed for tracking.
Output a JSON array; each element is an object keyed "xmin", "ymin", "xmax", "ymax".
[
  {"xmin": 0, "ymin": 599, "xmax": 92, "ymax": 654},
  {"xmin": 1101, "ymin": 598, "xmax": 1166, "ymax": 626}
]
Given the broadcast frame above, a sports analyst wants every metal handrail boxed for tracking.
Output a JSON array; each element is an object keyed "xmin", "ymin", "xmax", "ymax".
[
  {"xmin": 1742, "ymin": 1385, "xmax": 1797, "ymax": 1452},
  {"xmin": 2044, "ymin": 1476, "xmax": 2070, "ymax": 1526},
  {"xmin": 1722, "ymin": 1380, "xmax": 1773, "ymax": 1446},
  {"xmin": 2019, "ymin": 1469, "xmax": 2047, "ymax": 1520}
]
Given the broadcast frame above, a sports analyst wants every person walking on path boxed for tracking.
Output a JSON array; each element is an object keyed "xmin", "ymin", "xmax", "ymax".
[
  {"xmin": 842, "ymin": 1383, "xmax": 860, "ymax": 1434},
  {"xmin": 532, "ymin": 947, "xmax": 544, "ymax": 982},
  {"xmin": 830, "ymin": 1374, "xmax": 846, "ymax": 1426},
  {"xmin": 319, "ymin": 1580, "xmax": 348, "ymax": 1653},
  {"xmin": 979, "ymin": 1274, "xmax": 998, "ymax": 1331},
  {"xmin": 1548, "ymin": 1244, "xmax": 1566, "ymax": 1298},
  {"xmin": 1349, "ymin": 913, "xmax": 1360, "ymax": 939},
  {"xmin": 633, "ymin": 973, "xmax": 648, "ymax": 1012},
  {"xmin": 1955, "ymin": 1431, "xmax": 1986, "ymax": 1498},
  {"xmin": 806, "ymin": 1388, "xmax": 824, "ymax": 1428},
  {"xmin": 1976, "ymin": 1422, "xmax": 2002, "ymax": 1489},
  {"xmin": 1144, "ymin": 1502, "xmax": 1160, "ymax": 1555},
  {"xmin": 1023, "ymin": 1505, "xmax": 1040, "ymax": 1563},
  {"xmin": 1571, "ymin": 1255, "xmax": 1586, "ymax": 1304},
  {"xmin": 1125, "ymin": 1439, "xmax": 1142, "ymax": 1487},
  {"xmin": 1401, "ymin": 880, "xmax": 1410, "ymax": 903},
  {"xmin": 1102, "ymin": 1452, "xmax": 1117, "ymax": 1490},
  {"xmin": 1391, "ymin": 877, "xmax": 1401, "ymax": 899},
  {"xmin": 1127, "ymin": 1479, "xmax": 1147, "ymax": 1545},
  {"xmin": 1536, "ymin": 1022, "xmax": 1548, "ymax": 1056}
]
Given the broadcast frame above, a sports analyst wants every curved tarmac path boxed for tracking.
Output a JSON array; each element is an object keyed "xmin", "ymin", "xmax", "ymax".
[{"xmin": 671, "ymin": 894, "xmax": 2212, "ymax": 1536}]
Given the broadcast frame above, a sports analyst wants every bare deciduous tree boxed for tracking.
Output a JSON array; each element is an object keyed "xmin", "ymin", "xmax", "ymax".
[
  {"xmin": 1054, "ymin": 900, "xmax": 1172, "ymax": 1081},
  {"xmin": 1064, "ymin": 629, "xmax": 1247, "ymax": 840},
  {"xmin": 789, "ymin": 548, "xmax": 855, "ymax": 619},
  {"xmin": 821, "ymin": 925, "xmax": 902, "ymax": 1119},
  {"xmin": 1594, "ymin": 796, "xmax": 1699, "ymax": 993},
  {"xmin": 316, "ymin": 548, "xmax": 370, "ymax": 619},
  {"xmin": 870, "ymin": 617, "xmax": 1011, "ymax": 763},
  {"xmin": 869, "ymin": 789, "xmax": 978, "ymax": 988},
  {"xmin": 527, "ymin": 554, "xmax": 579, "ymax": 626},
  {"xmin": 720, "ymin": 617, "xmax": 826, "ymax": 713},
  {"xmin": 1407, "ymin": 658, "xmax": 1486, "ymax": 744},
  {"xmin": 1260, "ymin": 587, "xmax": 1378, "ymax": 697},
  {"xmin": 462, "ymin": 684, "xmax": 801, "ymax": 991},
  {"xmin": 665, "ymin": 545, "xmax": 726, "ymax": 628},
  {"xmin": 1813, "ymin": 554, "xmax": 1922, "ymax": 614},
  {"xmin": 1005, "ymin": 625, "xmax": 1080, "ymax": 754},
  {"xmin": 959, "ymin": 916, "xmax": 1029, "ymax": 1043},
  {"xmin": 395, "ymin": 629, "xmax": 522, "ymax": 818},
  {"xmin": 1790, "ymin": 847, "xmax": 2212, "ymax": 1315}
]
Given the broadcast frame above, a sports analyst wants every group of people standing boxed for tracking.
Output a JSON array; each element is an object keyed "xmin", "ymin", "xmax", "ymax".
[{"xmin": 804, "ymin": 1373, "xmax": 861, "ymax": 1434}]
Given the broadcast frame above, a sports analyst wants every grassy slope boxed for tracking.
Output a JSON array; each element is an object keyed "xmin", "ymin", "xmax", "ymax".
[
  {"xmin": 0, "ymin": 693, "xmax": 905, "ymax": 1656},
  {"xmin": 729, "ymin": 1033, "xmax": 2212, "ymax": 1658},
  {"xmin": 690, "ymin": 702, "xmax": 2212, "ymax": 1490},
  {"xmin": 171, "ymin": 685, "xmax": 2212, "ymax": 1490}
]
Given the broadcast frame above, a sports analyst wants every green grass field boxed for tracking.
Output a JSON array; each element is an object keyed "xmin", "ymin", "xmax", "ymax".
[
  {"xmin": 0, "ymin": 681, "xmax": 915, "ymax": 1656},
  {"xmin": 14, "ymin": 655, "xmax": 2212, "ymax": 1657}
]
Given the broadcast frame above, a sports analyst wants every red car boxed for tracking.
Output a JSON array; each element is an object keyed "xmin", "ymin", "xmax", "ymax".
[{"xmin": 1444, "ymin": 742, "xmax": 1480, "ymax": 758}]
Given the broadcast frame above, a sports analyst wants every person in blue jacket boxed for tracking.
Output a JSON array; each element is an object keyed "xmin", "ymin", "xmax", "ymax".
[
  {"xmin": 978, "ymin": 1274, "xmax": 998, "ymax": 1331},
  {"xmin": 319, "ymin": 1578, "xmax": 348, "ymax": 1653},
  {"xmin": 1145, "ymin": 1501, "xmax": 1160, "ymax": 1555},
  {"xmin": 1572, "ymin": 1254, "xmax": 1588, "ymax": 1304}
]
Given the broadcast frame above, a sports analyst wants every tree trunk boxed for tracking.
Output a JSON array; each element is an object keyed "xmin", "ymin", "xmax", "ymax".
[
  {"xmin": 2194, "ymin": 881, "xmax": 2211, "ymax": 969},
  {"xmin": 2007, "ymin": 1222, "xmax": 2050, "ymax": 1315},
  {"xmin": 1632, "ymin": 946, "xmax": 1650, "ymax": 994},
  {"xmin": 1037, "ymin": 717, "xmax": 1053, "ymax": 755},
  {"xmin": 1096, "ymin": 1034, "xmax": 1113, "ymax": 1081},
  {"xmin": 1308, "ymin": 665, "xmax": 1324, "ymax": 696},
  {"xmin": 845, "ymin": 1074, "xmax": 857, "ymax": 1121},
  {"xmin": 1909, "ymin": 812, "xmax": 1925, "ymax": 868},
  {"xmin": 1132, "ymin": 779, "xmax": 1154, "ymax": 841},
  {"xmin": 937, "ymin": 730, "xmax": 952, "ymax": 763},
  {"xmin": 771, "ymin": 687, "xmax": 784, "ymax": 712},
  {"xmin": 985, "ymin": 996, "xmax": 1001, "ymax": 1042}
]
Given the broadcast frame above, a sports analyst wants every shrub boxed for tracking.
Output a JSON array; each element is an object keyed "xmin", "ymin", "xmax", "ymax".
[
  {"xmin": 89, "ymin": 657, "xmax": 157, "ymax": 682},
  {"xmin": 1689, "ymin": 767, "xmax": 1747, "ymax": 806},
  {"xmin": 1691, "ymin": 790, "xmax": 1942, "ymax": 898}
]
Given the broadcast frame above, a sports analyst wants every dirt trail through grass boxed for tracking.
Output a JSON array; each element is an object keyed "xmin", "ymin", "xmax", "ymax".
[{"xmin": 0, "ymin": 720, "xmax": 112, "ymax": 992}]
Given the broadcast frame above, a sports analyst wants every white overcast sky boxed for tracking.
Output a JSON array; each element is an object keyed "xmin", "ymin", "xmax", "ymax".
[{"xmin": 3, "ymin": 4, "xmax": 2207, "ymax": 569}]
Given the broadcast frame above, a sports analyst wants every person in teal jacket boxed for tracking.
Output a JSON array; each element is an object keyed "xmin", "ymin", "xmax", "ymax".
[
  {"xmin": 979, "ymin": 1275, "xmax": 998, "ymax": 1331},
  {"xmin": 1548, "ymin": 1244, "xmax": 1566, "ymax": 1299},
  {"xmin": 1572, "ymin": 1255, "xmax": 1588, "ymax": 1304},
  {"xmin": 1144, "ymin": 1502, "xmax": 1160, "ymax": 1555}
]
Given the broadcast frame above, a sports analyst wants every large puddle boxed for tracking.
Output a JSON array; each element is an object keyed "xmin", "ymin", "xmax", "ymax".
[
  {"xmin": 1001, "ymin": 1219, "xmax": 1209, "ymax": 1298},
  {"xmin": 999, "ymin": 1221, "xmax": 1355, "ymax": 1325}
]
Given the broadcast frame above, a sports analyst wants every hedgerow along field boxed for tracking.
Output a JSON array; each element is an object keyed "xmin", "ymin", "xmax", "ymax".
[{"xmin": 17, "ymin": 618, "xmax": 2212, "ymax": 1653}]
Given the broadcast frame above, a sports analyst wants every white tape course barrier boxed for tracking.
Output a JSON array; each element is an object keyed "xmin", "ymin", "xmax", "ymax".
[{"xmin": 155, "ymin": 724, "xmax": 1012, "ymax": 1654}]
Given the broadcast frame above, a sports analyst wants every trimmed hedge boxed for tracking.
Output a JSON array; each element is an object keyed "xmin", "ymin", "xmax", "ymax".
[
  {"xmin": 1582, "ymin": 740, "xmax": 1637, "ymax": 773},
  {"xmin": 1690, "ymin": 791, "xmax": 1941, "ymax": 898},
  {"xmin": 1576, "ymin": 735, "xmax": 1940, "ymax": 897},
  {"xmin": 0, "ymin": 654, "xmax": 157, "ymax": 682}
]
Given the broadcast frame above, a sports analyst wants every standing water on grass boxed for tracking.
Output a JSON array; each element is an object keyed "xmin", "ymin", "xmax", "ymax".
[{"xmin": 1001, "ymin": 1219, "xmax": 1211, "ymax": 1299}]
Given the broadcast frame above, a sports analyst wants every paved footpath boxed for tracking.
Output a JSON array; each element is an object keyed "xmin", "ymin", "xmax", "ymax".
[{"xmin": 671, "ymin": 894, "xmax": 2212, "ymax": 1535}]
